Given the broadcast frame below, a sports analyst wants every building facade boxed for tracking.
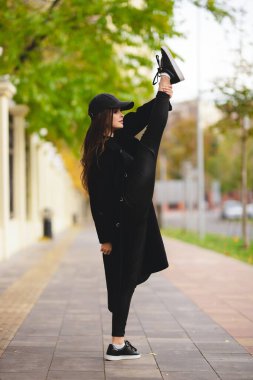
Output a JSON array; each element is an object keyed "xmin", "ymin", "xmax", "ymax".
[{"xmin": 0, "ymin": 79, "xmax": 85, "ymax": 261}]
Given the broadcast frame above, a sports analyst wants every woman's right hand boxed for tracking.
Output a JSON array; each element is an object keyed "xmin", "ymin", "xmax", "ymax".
[{"xmin": 101, "ymin": 242, "xmax": 112, "ymax": 255}]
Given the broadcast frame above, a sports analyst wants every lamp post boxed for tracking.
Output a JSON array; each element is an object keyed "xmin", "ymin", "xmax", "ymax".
[
  {"xmin": 196, "ymin": 7, "xmax": 206, "ymax": 239},
  {"xmin": 182, "ymin": 161, "xmax": 193, "ymax": 232}
]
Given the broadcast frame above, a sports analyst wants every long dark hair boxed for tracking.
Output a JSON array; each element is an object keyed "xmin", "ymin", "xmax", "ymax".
[{"xmin": 80, "ymin": 109, "xmax": 114, "ymax": 192}]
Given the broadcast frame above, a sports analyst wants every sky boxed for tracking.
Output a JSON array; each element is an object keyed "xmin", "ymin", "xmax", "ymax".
[{"xmin": 165, "ymin": 0, "xmax": 253, "ymax": 103}]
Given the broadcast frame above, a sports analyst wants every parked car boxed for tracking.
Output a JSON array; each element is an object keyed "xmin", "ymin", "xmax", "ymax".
[
  {"xmin": 221, "ymin": 200, "xmax": 243, "ymax": 220},
  {"xmin": 247, "ymin": 203, "xmax": 253, "ymax": 219}
]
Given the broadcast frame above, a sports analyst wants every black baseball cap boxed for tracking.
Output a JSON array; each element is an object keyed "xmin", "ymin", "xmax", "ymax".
[{"xmin": 88, "ymin": 93, "xmax": 134, "ymax": 118}]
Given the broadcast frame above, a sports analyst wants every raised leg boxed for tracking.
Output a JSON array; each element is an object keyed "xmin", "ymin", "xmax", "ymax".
[{"xmin": 124, "ymin": 77, "xmax": 171, "ymax": 213}]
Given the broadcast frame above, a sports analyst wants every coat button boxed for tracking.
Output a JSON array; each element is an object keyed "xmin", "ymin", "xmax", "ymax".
[
  {"xmin": 124, "ymin": 172, "xmax": 128, "ymax": 178},
  {"xmin": 120, "ymin": 196, "xmax": 124, "ymax": 202},
  {"xmin": 115, "ymin": 222, "xmax": 120, "ymax": 228}
]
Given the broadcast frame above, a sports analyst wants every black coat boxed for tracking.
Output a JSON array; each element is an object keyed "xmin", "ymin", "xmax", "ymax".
[{"xmin": 88, "ymin": 98, "xmax": 171, "ymax": 313}]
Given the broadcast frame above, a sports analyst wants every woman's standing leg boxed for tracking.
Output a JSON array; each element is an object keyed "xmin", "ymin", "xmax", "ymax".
[{"xmin": 111, "ymin": 288, "xmax": 134, "ymax": 338}]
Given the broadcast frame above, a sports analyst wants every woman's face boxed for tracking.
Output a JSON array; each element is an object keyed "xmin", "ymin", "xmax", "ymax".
[{"xmin": 112, "ymin": 109, "xmax": 124, "ymax": 130}]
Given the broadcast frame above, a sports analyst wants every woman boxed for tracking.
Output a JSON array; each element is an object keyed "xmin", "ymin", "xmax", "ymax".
[{"xmin": 81, "ymin": 46, "xmax": 184, "ymax": 361}]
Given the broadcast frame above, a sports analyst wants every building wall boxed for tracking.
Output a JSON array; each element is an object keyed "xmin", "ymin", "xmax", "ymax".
[{"xmin": 0, "ymin": 79, "xmax": 85, "ymax": 261}]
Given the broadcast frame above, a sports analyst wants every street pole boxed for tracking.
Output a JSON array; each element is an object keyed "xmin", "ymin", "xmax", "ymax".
[
  {"xmin": 197, "ymin": 99, "xmax": 205, "ymax": 238},
  {"xmin": 182, "ymin": 161, "xmax": 192, "ymax": 232},
  {"xmin": 241, "ymin": 115, "xmax": 250, "ymax": 248},
  {"xmin": 196, "ymin": 7, "xmax": 205, "ymax": 239}
]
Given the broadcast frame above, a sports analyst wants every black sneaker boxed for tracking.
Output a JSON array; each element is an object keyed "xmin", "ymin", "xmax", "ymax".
[
  {"xmin": 153, "ymin": 46, "xmax": 185, "ymax": 85},
  {"xmin": 104, "ymin": 340, "xmax": 141, "ymax": 361}
]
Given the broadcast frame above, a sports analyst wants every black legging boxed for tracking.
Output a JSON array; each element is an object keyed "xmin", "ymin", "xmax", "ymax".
[{"xmin": 112, "ymin": 91, "xmax": 170, "ymax": 337}]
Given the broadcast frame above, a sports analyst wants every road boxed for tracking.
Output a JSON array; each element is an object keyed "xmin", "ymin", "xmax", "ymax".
[{"xmin": 161, "ymin": 209, "xmax": 253, "ymax": 241}]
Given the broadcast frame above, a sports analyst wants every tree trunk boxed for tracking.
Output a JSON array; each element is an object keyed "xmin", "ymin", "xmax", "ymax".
[{"xmin": 241, "ymin": 120, "xmax": 248, "ymax": 248}]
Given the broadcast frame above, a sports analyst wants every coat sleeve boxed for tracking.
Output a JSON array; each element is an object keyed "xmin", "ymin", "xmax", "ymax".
[
  {"xmin": 122, "ymin": 98, "xmax": 172, "ymax": 137},
  {"xmin": 88, "ymin": 151, "xmax": 115, "ymax": 244}
]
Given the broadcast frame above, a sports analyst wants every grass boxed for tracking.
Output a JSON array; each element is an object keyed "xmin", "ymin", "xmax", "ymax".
[{"xmin": 161, "ymin": 228, "xmax": 253, "ymax": 265}]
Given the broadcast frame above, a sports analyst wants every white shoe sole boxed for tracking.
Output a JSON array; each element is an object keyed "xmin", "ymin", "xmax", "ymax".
[
  {"xmin": 104, "ymin": 353, "xmax": 141, "ymax": 361},
  {"xmin": 161, "ymin": 45, "xmax": 185, "ymax": 82}
]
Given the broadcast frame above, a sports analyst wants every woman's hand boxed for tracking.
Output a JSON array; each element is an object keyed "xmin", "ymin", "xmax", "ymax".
[
  {"xmin": 159, "ymin": 83, "xmax": 173, "ymax": 98},
  {"xmin": 159, "ymin": 76, "xmax": 173, "ymax": 98},
  {"xmin": 101, "ymin": 242, "xmax": 112, "ymax": 255},
  {"xmin": 162, "ymin": 84, "xmax": 173, "ymax": 98}
]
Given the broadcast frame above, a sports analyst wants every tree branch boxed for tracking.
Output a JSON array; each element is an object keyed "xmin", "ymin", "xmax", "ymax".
[{"xmin": 14, "ymin": 0, "xmax": 61, "ymax": 71}]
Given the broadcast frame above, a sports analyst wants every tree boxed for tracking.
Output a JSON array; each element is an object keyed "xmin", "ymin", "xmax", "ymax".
[
  {"xmin": 204, "ymin": 127, "xmax": 248, "ymax": 194},
  {"xmin": 212, "ymin": 7, "xmax": 253, "ymax": 247},
  {"xmin": 159, "ymin": 116, "xmax": 197, "ymax": 180},
  {"xmin": 0, "ymin": 0, "xmax": 231, "ymax": 154},
  {"xmin": 213, "ymin": 88, "xmax": 253, "ymax": 247}
]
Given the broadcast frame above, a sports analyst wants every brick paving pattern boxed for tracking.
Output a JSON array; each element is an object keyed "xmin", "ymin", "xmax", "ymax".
[
  {"xmin": 0, "ymin": 226, "xmax": 252, "ymax": 380},
  {"xmin": 163, "ymin": 238, "xmax": 253, "ymax": 356},
  {"xmin": 0, "ymin": 229, "xmax": 79, "ymax": 357}
]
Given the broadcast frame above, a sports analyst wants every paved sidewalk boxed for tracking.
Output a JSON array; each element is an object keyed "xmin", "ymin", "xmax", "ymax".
[
  {"xmin": 0, "ymin": 226, "xmax": 252, "ymax": 380},
  {"xmin": 162, "ymin": 236, "xmax": 253, "ymax": 356}
]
